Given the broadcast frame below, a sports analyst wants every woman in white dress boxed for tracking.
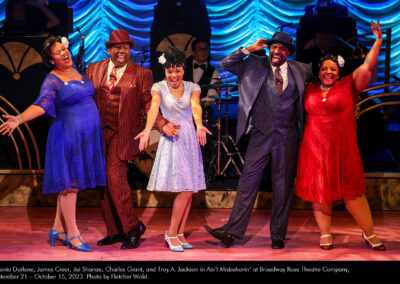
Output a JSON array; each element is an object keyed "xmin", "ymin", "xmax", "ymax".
[{"xmin": 135, "ymin": 47, "xmax": 211, "ymax": 252}]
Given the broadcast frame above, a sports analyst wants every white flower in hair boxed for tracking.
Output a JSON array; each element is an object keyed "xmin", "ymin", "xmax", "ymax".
[
  {"xmin": 61, "ymin": 37, "xmax": 69, "ymax": 49},
  {"xmin": 337, "ymin": 55, "xmax": 345, "ymax": 67},
  {"xmin": 158, "ymin": 54, "xmax": 166, "ymax": 65}
]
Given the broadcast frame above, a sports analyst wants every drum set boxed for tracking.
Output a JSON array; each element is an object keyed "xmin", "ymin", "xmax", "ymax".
[
  {"xmin": 134, "ymin": 80, "xmax": 244, "ymax": 185},
  {"xmin": 200, "ymin": 81, "xmax": 244, "ymax": 184}
]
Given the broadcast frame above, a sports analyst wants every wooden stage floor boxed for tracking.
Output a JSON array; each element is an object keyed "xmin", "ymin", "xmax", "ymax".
[{"xmin": 0, "ymin": 206, "xmax": 398, "ymax": 262}]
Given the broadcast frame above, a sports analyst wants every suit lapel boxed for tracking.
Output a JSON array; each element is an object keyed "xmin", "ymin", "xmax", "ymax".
[
  {"xmin": 288, "ymin": 61, "xmax": 304, "ymax": 97},
  {"xmin": 117, "ymin": 61, "xmax": 135, "ymax": 113},
  {"xmin": 249, "ymin": 57, "xmax": 269, "ymax": 107},
  {"xmin": 99, "ymin": 59, "xmax": 110, "ymax": 88}
]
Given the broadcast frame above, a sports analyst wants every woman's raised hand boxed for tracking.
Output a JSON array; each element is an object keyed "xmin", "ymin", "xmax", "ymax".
[{"xmin": 371, "ymin": 19, "xmax": 382, "ymax": 41}]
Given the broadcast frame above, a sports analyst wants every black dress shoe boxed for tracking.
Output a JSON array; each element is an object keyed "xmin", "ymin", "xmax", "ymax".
[
  {"xmin": 204, "ymin": 225, "xmax": 235, "ymax": 248},
  {"xmin": 97, "ymin": 234, "xmax": 124, "ymax": 246},
  {"xmin": 271, "ymin": 240, "xmax": 285, "ymax": 249},
  {"xmin": 120, "ymin": 221, "xmax": 146, "ymax": 250},
  {"xmin": 139, "ymin": 221, "xmax": 146, "ymax": 235}
]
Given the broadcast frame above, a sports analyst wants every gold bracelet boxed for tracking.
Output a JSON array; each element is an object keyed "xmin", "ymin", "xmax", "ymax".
[
  {"xmin": 16, "ymin": 116, "xmax": 23, "ymax": 125},
  {"xmin": 144, "ymin": 129, "xmax": 151, "ymax": 134}
]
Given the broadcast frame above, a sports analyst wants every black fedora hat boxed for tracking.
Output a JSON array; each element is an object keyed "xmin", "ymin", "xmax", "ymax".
[{"xmin": 265, "ymin": 32, "xmax": 295, "ymax": 54}]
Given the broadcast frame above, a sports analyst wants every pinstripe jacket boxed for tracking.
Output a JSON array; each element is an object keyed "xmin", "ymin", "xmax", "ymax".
[
  {"xmin": 221, "ymin": 48, "xmax": 311, "ymax": 142},
  {"xmin": 86, "ymin": 59, "xmax": 168, "ymax": 161}
]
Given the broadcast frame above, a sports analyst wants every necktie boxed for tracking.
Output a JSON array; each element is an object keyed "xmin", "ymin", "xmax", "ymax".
[
  {"xmin": 274, "ymin": 66, "xmax": 283, "ymax": 94},
  {"xmin": 194, "ymin": 63, "xmax": 206, "ymax": 70},
  {"xmin": 108, "ymin": 67, "xmax": 117, "ymax": 91}
]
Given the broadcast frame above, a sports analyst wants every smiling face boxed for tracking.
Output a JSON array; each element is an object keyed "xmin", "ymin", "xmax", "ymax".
[
  {"xmin": 50, "ymin": 42, "xmax": 72, "ymax": 69},
  {"xmin": 165, "ymin": 65, "xmax": 184, "ymax": 88},
  {"xmin": 108, "ymin": 43, "xmax": 130, "ymax": 68},
  {"xmin": 269, "ymin": 43, "xmax": 290, "ymax": 66},
  {"xmin": 319, "ymin": 59, "xmax": 339, "ymax": 87}
]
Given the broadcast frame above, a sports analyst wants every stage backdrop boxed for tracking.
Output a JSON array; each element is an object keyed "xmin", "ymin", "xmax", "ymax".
[{"xmin": 1, "ymin": 0, "xmax": 399, "ymax": 85}]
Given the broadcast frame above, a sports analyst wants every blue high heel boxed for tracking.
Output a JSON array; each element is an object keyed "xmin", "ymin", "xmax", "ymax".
[
  {"xmin": 66, "ymin": 235, "xmax": 93, "ymax": 252},
  {"xmin": 49, "ymin": 229, "xmax": 67, "ymax": 246},
  {"xmin": 164, "ymin": 231, "xmax": 184, "ymax": 252},
  {"xmin": 177, "ymin": 234, "xmax": 193, "ymax": 249}
]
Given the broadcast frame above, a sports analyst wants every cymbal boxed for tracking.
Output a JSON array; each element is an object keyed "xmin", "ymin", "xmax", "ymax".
[
  {"xmin": 215, "ymin": 96, "xmax": 239, "ymax": 102},
  {"xmin": 200, "ymin": 83, "xmax": 238, "ymax": 89}
]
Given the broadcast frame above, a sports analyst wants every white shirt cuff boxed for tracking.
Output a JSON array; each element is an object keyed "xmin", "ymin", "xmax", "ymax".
[{"xmin": 241, "ymin": 48, "xmax": 250, "ymax": 55}]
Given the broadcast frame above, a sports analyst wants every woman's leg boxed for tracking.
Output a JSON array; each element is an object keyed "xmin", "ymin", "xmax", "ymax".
[
  {"xmin": 344, "ymin": 194, "xmax": 382, "ymax": 245},
  {"xmin": 177, "ymin": 192, "xmax": 193, "ymax": 243},
  {"xmin": 313, "ymin": 202, "xmax": 333, "ymax": 245},
  {"xmin": 167, "ymin": 192, "xmax": 193, "ymax": 247},
  {"xmin": 59, "ymin": 188, "xmax": 82, "ymax": 246},
  {"xmin": 52, "ymin": 194, "xmax": 66, "ymax": 231}
]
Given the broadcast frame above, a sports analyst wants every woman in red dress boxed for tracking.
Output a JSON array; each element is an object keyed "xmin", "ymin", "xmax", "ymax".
[{"xmin": 295, "ymin": 20, "xmax": 385, "ymax": 251}]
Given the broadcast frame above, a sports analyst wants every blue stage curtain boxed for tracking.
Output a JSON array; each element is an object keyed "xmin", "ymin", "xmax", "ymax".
[{"xmin": 1, "ymin": 0, "xmax": 399, "ymax": 84}]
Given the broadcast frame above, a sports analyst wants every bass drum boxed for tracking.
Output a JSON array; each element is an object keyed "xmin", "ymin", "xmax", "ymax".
[{"xmin": 134, "ymin": 129, "xmax": 161, "ymax": 177}]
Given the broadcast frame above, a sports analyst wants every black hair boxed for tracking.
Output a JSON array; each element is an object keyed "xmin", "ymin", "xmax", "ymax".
[
  {"xmin": 42, "ymin": 35, "xmax": 63, "ymax": 69},
  {"xmin": 161, "ymin": 46, "xmax": 186, "ymax": 69},
  {"xmin": 191, "ymin": 38, "xmax": 209, "ymax": 51},
  {"xmin": 319, "ymin": 54, "xmax": 343, "ymax": 77},
  {"xmin": 319, "ymin": 54, "xmax": 340, "ymax": 69}
]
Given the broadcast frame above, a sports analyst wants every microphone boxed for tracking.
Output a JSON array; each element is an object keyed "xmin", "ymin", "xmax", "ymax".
[{"xmin": 278, "ymin": 22, "xmax": 293, "ymax": 32}]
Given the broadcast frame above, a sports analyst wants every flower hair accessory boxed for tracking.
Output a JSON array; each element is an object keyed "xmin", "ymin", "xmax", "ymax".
[
  {"xmin": 158, "ymin": 54, "xmax": 166, "ymax": 65},
  {"xmin": 61, "ymin": 37, "xmax": 69, "ymax": 49},
  {"xmin": 337, "ymin": 55, "xmax": 345, "ymax": 68}
]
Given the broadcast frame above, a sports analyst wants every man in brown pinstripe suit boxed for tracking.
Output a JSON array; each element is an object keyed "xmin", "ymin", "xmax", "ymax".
[{"xmin": 86, "ymin": 29, "xmax": 179, "ymax": 250}]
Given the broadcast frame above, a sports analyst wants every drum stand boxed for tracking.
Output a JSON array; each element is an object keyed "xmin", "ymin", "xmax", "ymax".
[{"xmin": 207, "ymin": 87, "xmax": 244, "ymax": 183}]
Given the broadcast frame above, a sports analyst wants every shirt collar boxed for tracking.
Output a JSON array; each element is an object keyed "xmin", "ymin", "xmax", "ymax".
[
  {"xmin": 271, "ymin": 61, "xmax": 288, "ymax": 73},
  {"xmin": 108, "ymin": 60, "xmax": 128, "ymax": 74}
]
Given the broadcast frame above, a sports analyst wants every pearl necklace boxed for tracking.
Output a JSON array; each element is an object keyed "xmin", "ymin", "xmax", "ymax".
[
  {"xmin": 320, "ymin": 84, "xmax": 332, "ymax": 102},
  {"xmin": 320, "ymin": 84, "xmax": 332, "ymax": 91},
  {"xmin": 167, "ymin": 82, "xmax": 183, "ymax": 92}
]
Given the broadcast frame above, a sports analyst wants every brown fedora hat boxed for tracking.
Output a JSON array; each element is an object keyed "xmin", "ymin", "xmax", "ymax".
[{"xmin": 105, "ymin": 29, "xmax": 134, "ymax": 49}]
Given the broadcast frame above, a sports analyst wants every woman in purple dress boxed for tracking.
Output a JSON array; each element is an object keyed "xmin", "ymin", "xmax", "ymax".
[{"xmin": 0, "ymin": 36, "xmax": 106, "ymax": 252}]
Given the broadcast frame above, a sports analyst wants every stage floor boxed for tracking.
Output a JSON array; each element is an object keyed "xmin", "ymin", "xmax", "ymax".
[{"xmin": 0, "ymin": 207, "xmax": 398, "ymax": 262}]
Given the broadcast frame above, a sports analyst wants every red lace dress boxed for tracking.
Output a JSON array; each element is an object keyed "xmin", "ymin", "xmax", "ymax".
[{"xmin": 295, "ymin": 74, "xmax": 366, "ymax": 203}]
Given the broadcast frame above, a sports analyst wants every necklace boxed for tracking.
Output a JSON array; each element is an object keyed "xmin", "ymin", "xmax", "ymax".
[
  {"xmin": 320, "ymin": 84, "xmax": 332, "ymax": 91},
  {"xmin": 320, "ymin": 84, "xmax": 332, "ymax": 102},
  {"xmin": 167, "ymin": 81, "xmax": 183, "ymax": 92},
  {"xmin": 56, "ymin": 68, "xmax": 73, "ymax": 75}
]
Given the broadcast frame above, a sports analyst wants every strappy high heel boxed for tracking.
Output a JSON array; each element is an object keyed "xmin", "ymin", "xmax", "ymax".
[
  {"xmin": 49, "ymin": 229, "xmax": 67, "ymax": 246},
  {"xmin": 320, "ymin": 234, "xmax": 333, "ymax": 250},
  {"xmin": 177, "ymin": 233, "xmax": 193, "ymax": 249},
  {"xmin": 66, "ymin": 235, "xmax": 92, "ymax": 252},
  {"xmin": 362, "ymin": 233, "xmax": 386, "ymax": 251},
  {"xmin": 164, "ymin": 231, "xmax": 184, "ymax": 252}
]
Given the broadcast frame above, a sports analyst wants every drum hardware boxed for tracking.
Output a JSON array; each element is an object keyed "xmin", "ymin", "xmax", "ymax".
[{"xmin": 201, "ymin": 83, "xmax": 244, "ymax": 183}]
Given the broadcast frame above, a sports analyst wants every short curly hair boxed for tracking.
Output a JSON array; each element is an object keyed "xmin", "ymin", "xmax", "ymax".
[
  {"xmin": 42, "ymin": 35, "xmax": 63, "ymax": 69},
  {"xmin": 161, "ymin": 46, "xmax": 186, "ymax": 69}
]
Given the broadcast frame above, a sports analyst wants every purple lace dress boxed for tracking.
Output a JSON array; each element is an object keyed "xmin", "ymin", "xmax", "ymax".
[{"xmin": 33, "ymin": 74, "xmax": 106, "ymax": 194}]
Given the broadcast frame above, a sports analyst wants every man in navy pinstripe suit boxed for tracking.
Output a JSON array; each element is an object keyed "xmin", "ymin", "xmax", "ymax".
[{"xmin": 205, "ymin": 32, "xmax": 312, "ymax": 249}]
